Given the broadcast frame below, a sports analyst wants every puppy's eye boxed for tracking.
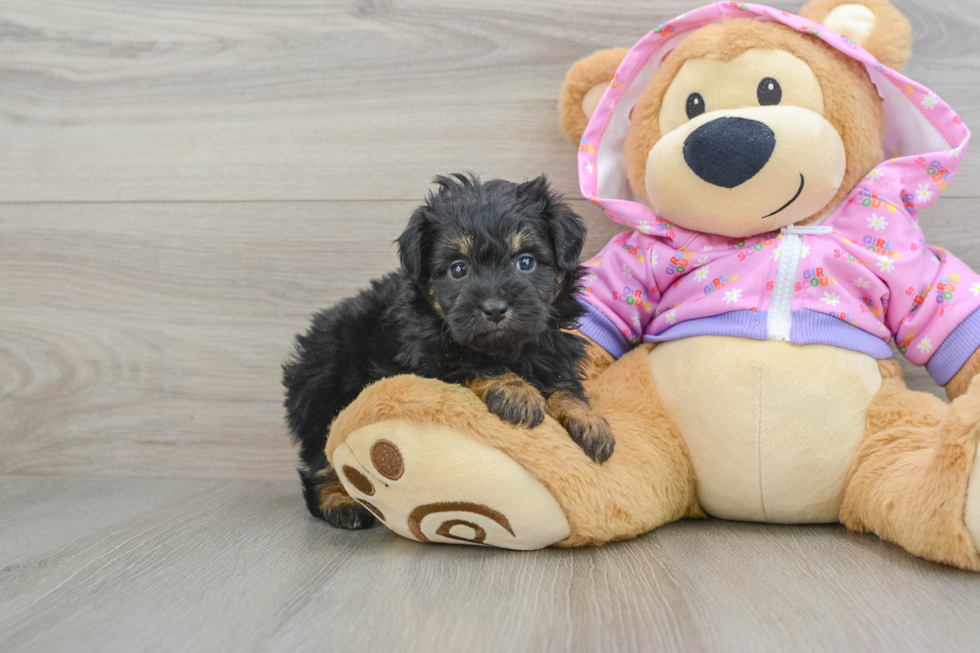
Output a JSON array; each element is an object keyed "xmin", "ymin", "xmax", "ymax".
[
  {"xmin": 449, "ymin": 261, "xmax": 468, "ymax": 279},
  {"xmin": 686, "ymin": 93, "xmax": 705, "ymax": 120},
  {"xmin": 757, "ymin": 77, "xmax": 782, "ymax": 105},
  {"xmin": 516, "ymin": 255, "xmax": 536, "ymax": 272}
]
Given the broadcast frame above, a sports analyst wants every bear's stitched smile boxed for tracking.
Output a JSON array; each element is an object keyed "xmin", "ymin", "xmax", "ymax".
[{"xmin": 761, "ymin": 173, "xmax": 805, "ymax": 219}]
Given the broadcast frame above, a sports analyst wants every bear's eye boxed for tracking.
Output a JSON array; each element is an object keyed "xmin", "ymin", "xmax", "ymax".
[
  {"xmin": 757, "ymin": 77, "xmax": 782, "ymax": 105},
  {"xmin": 686, "ymin": 92, "xmax": 705, "ymax": 119}
]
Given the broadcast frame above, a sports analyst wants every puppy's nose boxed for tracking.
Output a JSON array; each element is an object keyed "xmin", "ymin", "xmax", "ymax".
[
  {"xmin": 482, "ymin": 299, "xmax": 509, "ymax": 323},
  {"xmin": 683, "ymin": 117, "xmax": 775, "ymax": 188}
]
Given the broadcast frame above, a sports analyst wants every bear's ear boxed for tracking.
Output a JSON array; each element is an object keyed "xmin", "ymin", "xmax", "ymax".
[
  {"xmin": 558, "ymin": 48, "xmax": 628, "ymax": 144},
  {"xmin": 800, "ymin": 0, "xmax": 912, "ymax": 71}
]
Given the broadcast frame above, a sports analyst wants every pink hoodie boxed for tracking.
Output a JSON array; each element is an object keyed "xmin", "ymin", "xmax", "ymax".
[{"xmin": 576, "ymin": 2, "xmax": 977, "ymax": 385}]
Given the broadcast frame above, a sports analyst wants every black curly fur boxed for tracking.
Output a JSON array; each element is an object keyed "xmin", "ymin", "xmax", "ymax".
[{"xmin": 282, "ymin": 173, "xmax": 608, "ymax": 528}]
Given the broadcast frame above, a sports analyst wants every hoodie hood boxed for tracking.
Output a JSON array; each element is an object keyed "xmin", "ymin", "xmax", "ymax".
[{"xmin": 578, "ymin": 2, "xmax": 970, "ymax": 233}]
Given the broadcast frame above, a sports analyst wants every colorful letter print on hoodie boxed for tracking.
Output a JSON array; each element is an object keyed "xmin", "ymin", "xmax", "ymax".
[{"xmin": 576, "ymin": 2, "xmax": 978, "ymax": 385}]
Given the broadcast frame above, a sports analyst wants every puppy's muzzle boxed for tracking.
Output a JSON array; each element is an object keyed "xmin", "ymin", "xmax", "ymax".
[
  {"xmin": 683, "ymin": 117, "xmax": 775, "ymax": 188},
  {"xmin": 481, "ymin": 298, "xmax": 509, "ymax": 323}
]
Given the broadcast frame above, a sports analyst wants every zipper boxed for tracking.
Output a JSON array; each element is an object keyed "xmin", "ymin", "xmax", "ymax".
[{"xmin": 767, "ymin": 224, "xmax": 833, "ymax": 342}]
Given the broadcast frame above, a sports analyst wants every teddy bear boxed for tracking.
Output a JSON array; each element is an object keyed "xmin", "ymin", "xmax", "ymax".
[{"xmin": 324, "ymin": 0, "xmax": 980, "ymax": 570}]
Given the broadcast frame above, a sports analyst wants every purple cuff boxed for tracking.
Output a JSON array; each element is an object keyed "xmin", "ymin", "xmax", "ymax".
[
  {"xmin": 575, "ymin": 298, "xmax": 631, "ymax": 358},
  {"xmin": 791, "ymin": 309, "xmax": 892, "ymax": 359},
  {"xmin": 925, "ymin": 307, "xmax": 980, "ymax": 386}
]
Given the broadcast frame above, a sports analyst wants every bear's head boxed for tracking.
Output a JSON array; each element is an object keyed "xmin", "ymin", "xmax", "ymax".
[{"xmin": 559, "ymin": 0, "xmax": 912, "ymax": 238}]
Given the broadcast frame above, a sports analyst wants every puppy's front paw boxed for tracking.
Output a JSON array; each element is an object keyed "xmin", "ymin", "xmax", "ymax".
[
  {"xmin": 470, "ymin": 373, "xmax": 547, "ymax": 428},
  {"xmin": 485, "ymin": 385, "xmax": 547, "ymax": 428},
  {"xmin": 564, "ymin": 413, "xmax": 615, "ymax": 464},
  {"xmin": 547, "ymin": 391, "xmax": 616, "ymax": 463},
  {"xmin": 324, "ymin": 503, "xmax": 377, "ymax": 530}
]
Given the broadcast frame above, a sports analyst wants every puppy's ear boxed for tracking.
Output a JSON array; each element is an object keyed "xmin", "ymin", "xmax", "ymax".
[
  {"xmin": 396, "ymin": 205, "xmax": 431, "ymax": 284},
  {"xmin": 518, "ymin": 175, "xmax": 586, "ymax": 272},
  {"xmin": 559, "ymin": 48, "xmax": 629, "ymax": 144}
]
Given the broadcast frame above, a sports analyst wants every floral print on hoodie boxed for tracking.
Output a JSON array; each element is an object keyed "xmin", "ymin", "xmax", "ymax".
[{"xmin": 575, "ymin": 2, "xmax": 978, "ymax": 385}]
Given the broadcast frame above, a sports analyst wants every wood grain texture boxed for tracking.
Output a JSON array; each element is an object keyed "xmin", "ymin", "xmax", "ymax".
[
  {"xmin": 0, "ymin": 199, "xmax": 616, "ymax": 480},
  {"xmin": 1, "ymin": 475, "xmax": 979, "ymax": 653},
  {"xmin": 4, "ymin": 3, "xmax": 980, "ymax": 649},
  {"xmin": 1, "ymin": 0, "xmax": 979, "ymax": 202},
  {"xmin": 1, "ymin": 198, "xmax": 977, "ymax": 479}
]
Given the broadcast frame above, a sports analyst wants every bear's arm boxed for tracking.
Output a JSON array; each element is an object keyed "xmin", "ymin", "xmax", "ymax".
[
  {"xmin": 946, "ymin": 348, "xmax": 980, "ymax": 400},
  {"xmin": 576, "ymin": 231, "xmax": 663, "ymax": 358}
]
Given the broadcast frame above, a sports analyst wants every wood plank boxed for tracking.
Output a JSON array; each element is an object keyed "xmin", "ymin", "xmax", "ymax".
[
  {"xmin": 1, "ymin": 198, "xmax": 977, "ymax": 479},
  {"xmin": 1, "ymin": 475, "xmax": 979, "ymax": 653},
  {"xmin": 1, "ymin": 0, "xmax": 978, "ymax": 203},
  {"xmin": 0, "ymin": 198, "xmax": 616, "ymax": 480}
]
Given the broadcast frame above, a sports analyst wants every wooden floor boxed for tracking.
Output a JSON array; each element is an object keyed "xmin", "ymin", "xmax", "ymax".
[
  {"xmin": 3, "ymin": 0, "xmax": 980, "ymax": 651},
  {"xmin": 3, "ymin": 474, "xmax": 980, "ymax": 653}
]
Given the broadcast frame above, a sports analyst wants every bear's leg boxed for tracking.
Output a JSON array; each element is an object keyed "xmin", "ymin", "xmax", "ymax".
[
  {"xmin": 327, "ymin": 346, "xmax": 700, "ymax": 549},
  {"xmin": 840, "ymin": 360, "xmax": 980, "ymax": 570}
]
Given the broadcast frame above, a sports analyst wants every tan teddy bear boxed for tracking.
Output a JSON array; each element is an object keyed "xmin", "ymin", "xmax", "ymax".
[{"xmin": 326, "ymin": 0, "xmax": 980, "ymax": 570}]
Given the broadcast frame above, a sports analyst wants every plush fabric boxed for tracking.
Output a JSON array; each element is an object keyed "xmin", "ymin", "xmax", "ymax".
[
  {"xmin": 621, "ymin": 18, "xmax": 887, "ymax": 223},
  {"xmin": 648, "ymin": 337, "xmax": 881, "ymax": 523},
  {"xmin": 840, "ymin": 360, "xmax": 980, "ymax": 570},
  {"xmin": 332, "ymin": 418, "xmax": 571, "ymax": 549},
  {"xmin": 327, "ymin": 0, "xmax": 980, "ymax": 571},
  {"xmin": 800, "ymin": 0, "xmax": 912, "ymax": 71},
  {"xmin": 329, "ymin": 346, "xmax": 702, "ymax": 548},
  {"xmin": 558, "ymin": 48, "xmax": 629, "ymax": 144}
]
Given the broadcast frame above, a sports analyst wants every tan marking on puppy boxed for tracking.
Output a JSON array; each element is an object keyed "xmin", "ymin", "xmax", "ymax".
[
  {"xmin": 449, "ymin": 235, "xmax": 472, "ymax": 256},
  {"xmin": 318, "ymin": 467, "xmax": 363, "ymax": 511},
  {"xmin": 468, "ymin": 372, "xmax": 535, "ymax": 400},
  {"xmin": 547, "ymin": 391, "xmax": 616, "ymax": 463},
  {"xmin": 509, "ymin": 232, "xmax": 524, "ymax": 254},
  {"xmin": 469, "ymin": 372, "xmax": 547, "ymax": 429},
  {"xmin": 428, "ymin": 283, "xmax": 443, "ymax": 316}
]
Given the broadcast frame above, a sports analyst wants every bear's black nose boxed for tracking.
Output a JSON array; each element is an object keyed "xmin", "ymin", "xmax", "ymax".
[{"xmin": 683, "ymin": 117, "xmax": 775, "ymax": 188}]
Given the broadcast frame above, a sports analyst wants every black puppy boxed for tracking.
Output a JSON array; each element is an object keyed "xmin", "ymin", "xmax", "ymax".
[{"xmin": 282, "ymin": 173, "xmax": 614, "ymax": 530}]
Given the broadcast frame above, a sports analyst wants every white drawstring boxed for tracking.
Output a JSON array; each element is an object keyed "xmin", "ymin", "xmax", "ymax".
[{"xmin": 781, "ymin": 224, "xmax": 832, "ymax": 235}]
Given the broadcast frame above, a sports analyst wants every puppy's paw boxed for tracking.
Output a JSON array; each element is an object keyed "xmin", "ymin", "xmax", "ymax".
[
  {"xmin": 303, "ymin": 465, "xmax": 378, "ymax": 530},
  {"xmin": 323, "ymin": 503, "xmax": 377, "ymax": 530},
  {"xmin": 470, "ymin": 373, "xmax": 547, "ymax": 429},
  {"xmin": 564, "ymin": 413, "xmax": 615, "ymax": 464},
  {"xmin": 484, "ymin": 384, "xmax": 547, "ymax": 428},
  {"xmin": 547, "ymin": 390, "xmax": 616, "ymax": 463}
]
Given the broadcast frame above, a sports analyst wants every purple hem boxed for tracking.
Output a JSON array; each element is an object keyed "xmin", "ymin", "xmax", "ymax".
[
  {"xmin": 642, "ymin": 309, "xmax": 893, "ymax": 360},
  {"xmin": 790, "ymin": 309, "xmax": 893, "ymax": 359},
  {"xmin": 643, "ymin": 309, "xmax": 766, "ymax": 343},
  {"xmin": 575, "ymin": 299, "xmax": 631, "ymax": 358},
  {"xmin": 578, "ymin": 303, "xmax": 975, "ymax": 372},
  {"xmin": 926, "ymin": 307, "xmax": 980, "ymax": 385}
]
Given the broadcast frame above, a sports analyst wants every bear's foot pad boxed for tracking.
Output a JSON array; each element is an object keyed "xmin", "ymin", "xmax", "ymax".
[{"xmin": 331, "ymin": 419, "xmax": 570, "ymax": 549}]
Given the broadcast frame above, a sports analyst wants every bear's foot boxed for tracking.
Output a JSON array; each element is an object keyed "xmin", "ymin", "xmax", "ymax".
[{"xmin": 331, "ymin": 419, "xmax": 570, "ymax": 549}]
